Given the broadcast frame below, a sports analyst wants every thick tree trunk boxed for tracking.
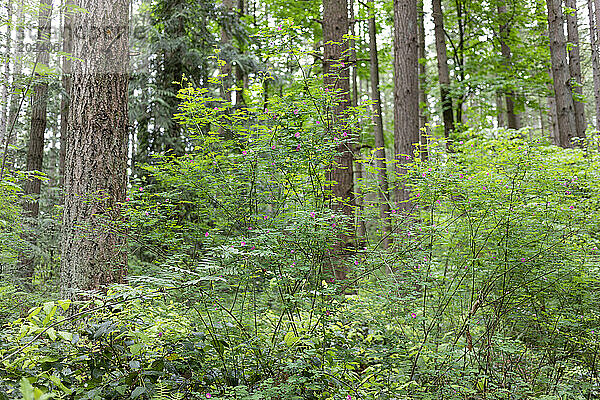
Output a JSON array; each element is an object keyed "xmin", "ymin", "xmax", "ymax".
[
  {"xmin": 60, "ymin": 0, "xmax": 129, "ymax": 299},
  {"xmin": 565, "ymin": 0, "xmax": 586, "ymax": 138},
  {"xmin": 431, "ymin": 0, "xmax": 454, "ymax": 143},
  {"xmin": 59, "ymin": 0, "xmax": 73, "ymax": 195},
  {"xmin": 498, "ymin": 2, "xmax": 520, "ymax": 130},
  {"xmin": 0, "ymin": 0, "xmax": 12, "ymax": 146},
  {"xmin": 323, "ymin": 0, "xmax": 354, "ymax": 279},
  {"xmin": 18, "ymin": 0, "xmax": 52, "ymax": 283},
  {"xmin": 368, "ymin": 0, "xmax": 392, "ymax": 249},
  {"xmin": 588, "ymin": 0, "xmax": 600, "ymax": 130},
  {"xmin": 393, "ymin": 0, "xmax": 419, "ymax": 210},
  {"xmin": 546, "ymin": 0, "xmax": 576, "ymax": 147},
  {"xmin": 417, "ymin": 0, "xmax": 428, "ymax": 160}
]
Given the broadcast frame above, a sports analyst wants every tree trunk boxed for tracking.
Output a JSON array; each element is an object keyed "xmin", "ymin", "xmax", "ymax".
[
  {"xmin": 417, "ymin": 0, "xmax": 428, "ymax": 160},
  {"xmin": 496, "ymin": 91, "xmax": 505, "ymax": 127},
  {"xmin": 498, "ymin": 2, "xmax": 520, "ymax": 130},
  {"xmin": 431, "ymin": 0, "xmax": 454, "ymax": 143},
  {"xmin": 323, "ymin": 0, "xmax": 354, "ymax": 279},
  {"xmin": 588, "ymin": 0, "xmax": 600, "ymax": 130},
  {"xmin": 565, "ymin": 0, "xmax": 586, "ymax": 138},
  {"xmin": 0, "ymin": 0, "xmax": 12, "ymax": 146},
  {"xmin": 60, "ymin": 0, "xmax": 129, "ymax": 299},
  {"xmin": 18, "ymin": 0, "xmax": 53, "ymax": 282},
  {"xmin": 349, "ymin": 0, "xmax": 366, "ymax": 238},
  {"xmin": 2, "ymin": 0, "xmax": 24, "ymax": 176},
  {"xmin": 546, "ymin": 0, "xmax": 576, "ymax": 147},
  {"xmin": 59, "ymin": 0, "xmax": 73, "ymax": 196},
  {"xmin": 548, "ymin": 70, "xmax": 560, "ymax": 142},
  {"xmin": 394, "ymin": 0, "xmax": 419, "ymax": 210},
  {"xmin": 367, "ymin": 0, "xmax": 392, "ymax": 249},
  {"xmin": 220, "ymin": 0, "xmax": 234, "ymax": 103}
]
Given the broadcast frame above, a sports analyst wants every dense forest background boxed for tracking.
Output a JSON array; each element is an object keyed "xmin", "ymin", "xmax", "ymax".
[{"xmin": 1, "ymin": 0, "xmax": 600, "ymax": 398}]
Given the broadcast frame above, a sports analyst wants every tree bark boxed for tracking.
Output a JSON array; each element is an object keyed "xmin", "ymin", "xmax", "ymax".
[
  {"xmin": 368, "ymin": 0, "xmax": 392, "ymax": 248},
  {"xmin": 431, "ymin": 0, "xmax": 454, "ymax": 143},
  {"xmin": 59, "ymin": 0, "xmax": 73, "ymax": 196},
  {"xmin": 60, "ymin": 0, "xmax": 129, "ymax": 299},
  {"xmin": 323, "ymin": 0, "xmax": 354, "ymax": 279},
  {"xmin": 546, "ymin": 0, "xmax": 576, "ymax": 147},
  {"xmin": 498, "ymin": 2, "xmax": 520, "ymax": 130},
  {"xmin": 565, "ymin": 0, "xmax": 586, "ymax": 138},
  {"xmin": 19, "ymin": 0, "xmax": 53, "ymax": 282},
  {"xmin": 588, "ymin": 0, "xmax": 600, "ymax": 130},
  {"xmin": 368, "ymin": 0, "xmax": 392, "ymax": 249},
  {"xmin": 394, "ymin": 0, "xmax": 419, "ymax": 210}
]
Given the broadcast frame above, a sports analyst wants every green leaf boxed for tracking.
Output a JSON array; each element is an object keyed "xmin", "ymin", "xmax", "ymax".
[
  {"xmin": 20, "ymin": 378, "xmax": 34, "ymax": 400},
  {"xmin": 47, "ymin": 374, "xmax": 72, "ymax": 394},
  {"xmin": 284, "ymin": 331, "xmax": 299, "ymax": 347},
  {"xmin": 131, "ymin": 386, "xmax": 146, "ymax": 399},
  {"xmin": 129, "ymin": 343, "xmax": 143, "ymax": 355}
]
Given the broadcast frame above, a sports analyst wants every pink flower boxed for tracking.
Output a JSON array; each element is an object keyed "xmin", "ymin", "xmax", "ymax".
[
  {"xmin": 205, "ymin": 232, "xmax": 209, "ymax": 238},
  {"xmin": 139, "ymin": 187, "xmax": 143, "ymax": 191},
  {"xmin": 295, "ymin": 132, "xmax": 300, "ymax": 138},
  {"xmin": 294, "ymin": 109, "xmax": 299, "ymax": 114},
  {"xmin": 242, "ymin": 150, "xmax": 247, "ymax": 155},
  {"xmin": 310, "ymin": 212, "xmax": 315, "ymax": 218},
  {"xmin": 241, "ymin": 241, "xmax": 246, "ymax": 246},
  {"xmin": 206, "ymin": 394, "xmax": 211, "ymax": 399},
  {"xmin": 411, "ymin": 313, "xmax": 417, "ymax": 318}
]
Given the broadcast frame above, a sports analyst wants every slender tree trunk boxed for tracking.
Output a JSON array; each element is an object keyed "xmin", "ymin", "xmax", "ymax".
[
  {"xmin": 19, "ymin": 0, "xmax": 53, "ymax": 282},
  {"xmin": 349, "ymin": 0, "xmax": 366, "ymax": 238},
  {"xmin": 431, "ymin": 0, "xmax": 454, "ymax": 143},
  {"xmin": 368, "ymin": 0, "xmax": 392, "ymax": 249},
  {"xmin": 0, "ymin": 0, "xmax": 12, "ymax": 146},
  {"xmin": 565, "ymin": 0, "xmax": 586, "ymax": 138},
  {"xmin": 394, "ymin": 0, "xmax": 419, "ymax": 210},
  {"xmin": 588, "ymin": 0, "xmax": 600, "ymax": 130},
  {"xmin": 546, "ymin": 0, "xmax": 576, "ymax": 147},
  {"xmin": 235, "ymin": 0, "xmax": 247, "ymax": 104},
  {"xmin": 417, "ymin": 0, "xmax": 428, "ymax": 160},
  {"xmin": 498, "ymin": 2, "xmax": 520, "ymax": 129},
  {"xmin": 60, "ymin": 0, "xmax": 129, "ymax": 299},
  {"xmin": 496, "ymin": 91, "xmax": 505, "ymax": 127},
  {"xmin": 323, "ymin": 0, "xmax": 354, "ymax": 279},
  {"xmin": 220, "ymin": 0, "xmax": 234, "ymax": 102},
  {"xmin": 59, "ymin": 0, "xmax": 73, "ymax": 195},
  {"xmin": 4, "ymin": 0, "xmax": 24, "ymax": 173}
]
